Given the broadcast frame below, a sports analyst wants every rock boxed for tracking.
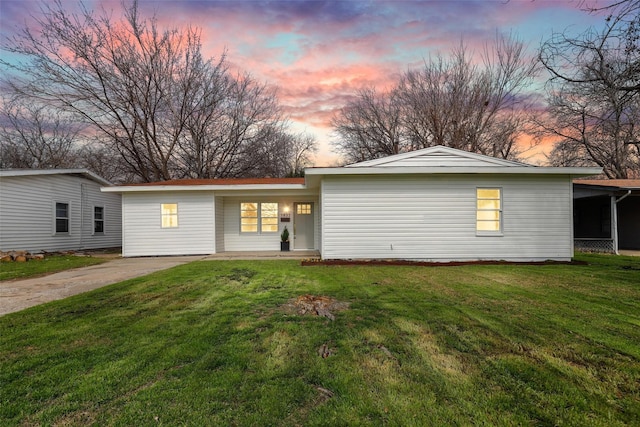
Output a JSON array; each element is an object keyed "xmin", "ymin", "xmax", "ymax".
[
  {"xmin": 0, "ymin": 255, "xmax": 12, "ymax": 262},
  {"xmin": 30, "ymin": 254, "xmax": 45, "ymax": 260},
  {"xmin": 14, "ymin": 255, "xmax": 27, "ymax": 262}
]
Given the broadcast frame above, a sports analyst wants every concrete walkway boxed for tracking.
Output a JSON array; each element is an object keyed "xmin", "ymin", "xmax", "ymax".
[
  {"xmin": 0, "ymin": 255, "xmax": 204, "ymax": 316},
  {"xmin": 203, "ymin": 250, "xmax": 320, "ymax": 260},
  {"xmin": 619, "ymin": 250, "xmax": 640, "ymax": 256}
]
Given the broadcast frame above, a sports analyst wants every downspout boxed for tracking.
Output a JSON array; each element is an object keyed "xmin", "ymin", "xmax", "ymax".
[
  {"xmin": 613, "ymin": 190, "xmax": 632, "ymax": 255},
  {"xmin": 617, "ymin": 190, "xmax": 632, "ymax": 204}
]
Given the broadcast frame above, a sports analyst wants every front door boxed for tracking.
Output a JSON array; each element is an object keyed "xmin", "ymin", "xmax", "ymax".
[{"xmin": 294, "ymin": 202, "xmax": 314, "ymax": 250}]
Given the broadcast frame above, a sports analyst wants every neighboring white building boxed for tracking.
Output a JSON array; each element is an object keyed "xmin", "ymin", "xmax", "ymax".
[
  {"xmin": 103, "ymin": 146, "xmax": 601, "ymax": 261},
  {"xmin": 0, "ymin": 169, "xmax": 122, "ymax": 252}
]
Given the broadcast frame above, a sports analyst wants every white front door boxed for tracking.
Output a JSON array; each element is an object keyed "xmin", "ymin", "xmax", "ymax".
[{"xmin": 294, "ymin": 202, "xmax": 314, "ymax": 249}]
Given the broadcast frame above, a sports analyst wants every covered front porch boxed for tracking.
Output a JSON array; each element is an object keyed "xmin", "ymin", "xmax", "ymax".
[{"xmin": 573, "ymin": 180, "xmax": 640, "ymax": 253}]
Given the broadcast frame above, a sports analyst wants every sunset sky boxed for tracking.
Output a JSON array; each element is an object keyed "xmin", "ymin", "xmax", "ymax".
[{"xmin": 0, "ymin": 0, "xmax": 613, "ymax": 165}]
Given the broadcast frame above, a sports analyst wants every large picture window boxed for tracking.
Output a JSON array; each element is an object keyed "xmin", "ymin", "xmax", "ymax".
[
  {"xmin": 161, "ymin": 203, "xmax": 178, "ymax": 228},
  {"xmin": 476, "ymin": 188, "xmax": 502, "ymax": 233},
  {"xmin": 241, "ymin": 202, "xmax": 279, "ymax": 233},
  {"xmin": 55, "ymin": 202, "xmax": 69, "ymax": 233}
]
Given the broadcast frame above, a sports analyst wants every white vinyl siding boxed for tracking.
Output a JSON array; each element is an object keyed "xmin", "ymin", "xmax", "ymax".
[
  {"xmin": 320, "ymin": 175, "xmax": 573, "ymax": 262},
  {"xmin": 121, "ymin": 192, "xmax": 215, "ymax": 257},
  {"xmin": 0, "ymin": 174, "xmax": 121, "ymax": 252}
]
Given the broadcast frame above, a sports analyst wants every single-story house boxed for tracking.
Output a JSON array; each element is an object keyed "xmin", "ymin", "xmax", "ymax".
[
  {"xmin": 0, "ymin": 169, "xmax": 122, "ymax": 253},
  {"xmin": 103, "ymin": 146, "xmax": 601, "ymax": 261},
  {"xmin": 573, "ymin": 179, "xmax": 640, "ymax": 253}
]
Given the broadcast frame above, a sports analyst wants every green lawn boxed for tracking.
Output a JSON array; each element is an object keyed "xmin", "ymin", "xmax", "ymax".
[
  {"xmin": 1, "ymin": 253, "xmax": 639, "ymax": 426},
  {"xmin": 0, "ymin": 255, "xmax": 106, "ymax": 281}
]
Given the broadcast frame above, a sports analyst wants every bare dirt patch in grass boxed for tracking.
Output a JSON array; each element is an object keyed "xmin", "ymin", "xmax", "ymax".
[{"xmin": 281, "ymin": 294, "xmax": 349, "ymax": 321}]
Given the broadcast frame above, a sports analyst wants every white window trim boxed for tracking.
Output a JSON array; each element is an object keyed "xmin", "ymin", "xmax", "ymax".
[
  {"xmin": 476, "ymin": 187, "xmax": 503, "ymax": 236},
  {"xmin": 93, "ymin": 205, "xmax": 105, "ymax": 235},
  {"xmin": 53, "ymin": 200, "xmax": 71, "ymax": 236}
]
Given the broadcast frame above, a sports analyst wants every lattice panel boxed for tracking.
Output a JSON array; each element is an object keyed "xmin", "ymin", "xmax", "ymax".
[{"xmin": 574, "ymin": 239, "xmax": 615, "ymax": 253}]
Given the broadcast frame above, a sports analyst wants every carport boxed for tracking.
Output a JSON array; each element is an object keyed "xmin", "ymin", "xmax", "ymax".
[{"xmin": 573, "ymin": 180, "xmax": 640, "ymax": 253}]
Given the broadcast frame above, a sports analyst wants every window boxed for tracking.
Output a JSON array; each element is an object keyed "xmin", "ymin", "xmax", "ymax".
[
  {"xmin": 240, "ymin": 202, "xmax": 279, "ymax": 233},
  {"xmin": 55, "ymin": 202, "xmax": 69, "ymax": 233},
  {"xmin": 241, "ymin": 203, "xmax": 258, "ymax": 232},
  {"xmin": 296, "ymin": 204, "xmax": 311, "ymax": 215},
  {"xmin": 161, "ymin": 203, "xmax": 178, "ymax": 228},
  {"xmin": 94, "ymin": 206, "xmax": 104, "ymax": 233},
  {"xmin": 261, "ymin": 203, "xmax": 278, "ymax": 232},
  {"xmin": 476, "ymin": 188, "xmax": 501, "ymax": 233}
]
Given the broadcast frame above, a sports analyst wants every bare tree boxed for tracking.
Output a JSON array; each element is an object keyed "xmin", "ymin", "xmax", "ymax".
[
  {"xmin": 547, "ymin": 139, "xmax": 597, "ymax": 168},
  {"xmin": 540, "ymin": 0, "xmax": 640, "ymax": 177},
  {"xmin": 332, "ymin": 87, "xmax": 404, "ymax": 163},
  {"xmin": 1, "ymin": 0, "xmax": 311, "ymax": 182},
  {"xmin": 260, "ymin": 129, "xmax": 317, "ymax": 177},
  {"xmin": 0, "ymin": 94, "xmax": 83, "ymax": 169},
  {"xmin": 331, "ymin": 34, "xmax": 538, "ymax": 162},
  {"xmin": 542, "ymin": 74, "xmax": 640, "ymax": 178},
  {"xmin": 283, "ymin": 131, "xmax": 317, "ymax": 177},
  {"xmin": 177, "ymin": 73, "xmax": 291, "ymax": 179},
  {"xmin": 540, "ymin": 0, "xmax": 640, "ymax": 94}
]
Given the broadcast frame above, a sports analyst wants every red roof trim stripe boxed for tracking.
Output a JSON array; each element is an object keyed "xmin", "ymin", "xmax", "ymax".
[
  {"xmin": 119, "ymin": 178, "xmax": 305, "ymax": 187},
  {"xmin": 574, "ymin": 179, "xmax": 640, "ymax": 188}
]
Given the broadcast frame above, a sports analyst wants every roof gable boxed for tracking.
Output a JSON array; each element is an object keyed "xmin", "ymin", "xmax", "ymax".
[{"xmin": 346, "ymin": 145, "xmax": 530, "ymax": 168}]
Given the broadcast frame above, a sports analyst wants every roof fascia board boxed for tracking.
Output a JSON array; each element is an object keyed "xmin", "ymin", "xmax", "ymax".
[
  {"xmin": 102, "ymin": 184, "xmax": 309, "ymax": 193},
  {"xmin": 574, "ymin": 183, "xmax": 640, "ymax": 191},
  {"xmin": 0, "ymin": 168, "xmax": 112, "ymax": 186},
  {"xmin": 306, "ymin": 166, "xmax": 603, "ymax": 177}
]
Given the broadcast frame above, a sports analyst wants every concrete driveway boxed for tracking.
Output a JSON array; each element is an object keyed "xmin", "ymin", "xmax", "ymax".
[{"xmin": 0, "ymin": 255, "xmax": 204, "ymax": 316}]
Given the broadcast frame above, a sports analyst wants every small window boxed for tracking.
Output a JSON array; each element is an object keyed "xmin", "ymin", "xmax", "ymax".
[
  {"xmin": 296, "ymin": 204, "xmax": 311, "ymax": 215},
  {"xmin": 476, "ymin": 188, "xmax": 502, "ymax": 233},
  {"xmin": 55, "ymin": 202, "xmax": 69, "ymax": 233},
  {"xmin": 241, "ymin": 202, "xmax": 258, "ymax": 232},
  {"xmin": 161, "ymin": 203, "xmax": 178, "ymax": 228},
  {"xmin": 261, "ymin": 203, "xmax": 279, "ymax": 233},
  {"xmin": 94, "ymin": 206, "xmax": 104, "ymax": 233}
]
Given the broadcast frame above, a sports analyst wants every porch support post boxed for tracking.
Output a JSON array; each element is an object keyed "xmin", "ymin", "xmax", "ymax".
[{"xmin": 611, "ymin": 195, "xmax": 619, "ymax": 255}]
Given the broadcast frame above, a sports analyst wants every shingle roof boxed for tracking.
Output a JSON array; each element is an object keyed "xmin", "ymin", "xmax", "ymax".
[{"xmin": 574, "ymin": 179, "xmax": 640, "ymax": 189}]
